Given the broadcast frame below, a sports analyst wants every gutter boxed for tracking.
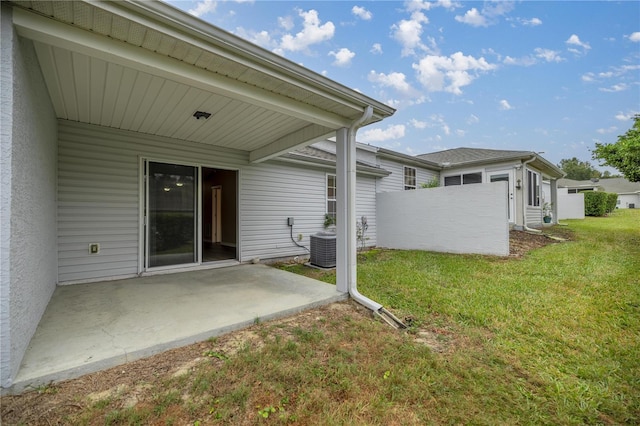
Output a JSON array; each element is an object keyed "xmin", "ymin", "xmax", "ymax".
[{"xmin": 346, "ymin": 107, "xmax": 406, "ymax": 329}]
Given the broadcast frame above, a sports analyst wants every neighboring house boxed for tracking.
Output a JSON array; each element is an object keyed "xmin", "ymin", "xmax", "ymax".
[
  {"xmin": 558, "ymin": 178, "xmax": 640, "ymax": 209},
  {"xmin": 1, "ymin": 0, "xmax": 396, "ymax": 389},
  {"xmin": 417, "ymin": 148, "xmax": 565, "ymax": 229}
]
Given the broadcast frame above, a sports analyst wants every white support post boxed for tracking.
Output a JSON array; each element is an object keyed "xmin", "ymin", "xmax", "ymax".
[
  {"xmin": 335, "ymin": 127, "xmax": 355, "ymax": 294},
  {"xmin": 550, "ymin": 178, "xmax": 558, "ymax": 224}
]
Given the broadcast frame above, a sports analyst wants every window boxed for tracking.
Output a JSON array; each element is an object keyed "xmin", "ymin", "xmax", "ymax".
[
  {"xmin": 327, "ymin": 174, "xmax": 336, "ymax": 219},
  {"xmin": 527, "ymin": 170, "xmax": 540, "ymax": 206},
  {"xmin": 463, "ymin": 173, "xmax": 482, "ymax": 184},
  {"xmin": 404, "ymin": 167, "xmax": 416, "ymax": 190},
  {"xmin": 444, "ymin": 172, "xmax": 482, "ymax": 186}
]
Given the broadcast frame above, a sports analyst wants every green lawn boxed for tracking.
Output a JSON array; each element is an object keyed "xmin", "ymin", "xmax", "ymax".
[
  {"xmin": 3, "ymin": 210, "xmax": 638, "ymax": 425},
  {"xmin": 280, "ymin": 209, "xmax": 640, "ymax": 424}
]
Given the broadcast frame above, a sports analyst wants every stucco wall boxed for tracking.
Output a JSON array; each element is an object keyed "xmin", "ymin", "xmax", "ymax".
[
  {"xmin": 0, "ymin": 13, "xmax": 59, "ymax": 389},
  {"xmin": 376, "ymin": 182, "xmax": 509, "ymax": 256}
]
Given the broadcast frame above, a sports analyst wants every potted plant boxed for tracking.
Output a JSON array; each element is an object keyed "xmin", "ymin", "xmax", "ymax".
[{"xmin": 542, "ymin": 202, "xmax": 553, "ymax": 223}]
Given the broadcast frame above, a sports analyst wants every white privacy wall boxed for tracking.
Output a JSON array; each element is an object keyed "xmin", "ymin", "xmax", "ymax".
[
  {"xmin": 376, "ymin": 183, "xmax": 509, "ymax": 256},
  {"xmin": 557, "ymin": 189, "xmax": 585, "ymax": 220}
]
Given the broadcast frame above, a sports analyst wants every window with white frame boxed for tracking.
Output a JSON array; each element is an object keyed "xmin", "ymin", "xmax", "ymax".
[
  {"xmin": 444, "ymin": 172, "xmax": 482, "ymax": 186},
  {"xmin": 327, "ymin": 174, "xmax": 337, "ymax": 219},
  {"xmin": 527, "ymin": 170, "xmax": 540, "ymax": 206},
  {"xmin": 404, "ymin": 167, "xmax": 417, "ymax": 190}
]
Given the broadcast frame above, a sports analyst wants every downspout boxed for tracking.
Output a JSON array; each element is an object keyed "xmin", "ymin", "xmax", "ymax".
[
  {"xmin": 522, "ymin": 156, "xmax": 542, "ymax": 233},
  {"xmin": 346, "ymin": 106, "xmax": 405, "ymax": 328}
]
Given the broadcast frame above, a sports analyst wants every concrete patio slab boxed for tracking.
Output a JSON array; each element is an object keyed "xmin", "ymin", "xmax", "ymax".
[{"xmin": 8, "ymin": 264, "xmax": 346, "ymax": 394}]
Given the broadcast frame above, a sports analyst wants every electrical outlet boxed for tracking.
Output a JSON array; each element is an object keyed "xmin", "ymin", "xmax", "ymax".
[
  {"xmin": 89, "ymin": 243, "xmax": 100, "ymax": 254},
  {"xmin": 287, "ymin": 217, "xmax": 294, "ymax": 226}
]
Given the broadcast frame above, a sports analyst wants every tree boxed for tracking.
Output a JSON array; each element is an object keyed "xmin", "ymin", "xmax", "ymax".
[
  {"xmin": 592, "ymin": 115, "xmax": 640, "ymax": 182},
  {"xmin": 558, "ymin": 157, "xmax": 601, "ymax": 180}
]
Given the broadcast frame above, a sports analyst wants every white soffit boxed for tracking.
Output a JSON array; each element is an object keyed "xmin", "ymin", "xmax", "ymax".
[{"xmin": 10, "ymin": 3, "xmax": 382, "ymax": 159}]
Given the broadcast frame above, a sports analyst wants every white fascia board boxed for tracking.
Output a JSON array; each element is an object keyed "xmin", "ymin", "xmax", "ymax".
[{"xmin": 12, "ymin": 7, "xmax": 350, "ymax": 129}]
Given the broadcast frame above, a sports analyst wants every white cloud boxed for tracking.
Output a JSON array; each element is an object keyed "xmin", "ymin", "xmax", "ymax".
[
  {"xmin": 188, "ymin": 0, "xmax": 217, "ymax": 17},
  {"xmin": 278, "ymin": 16, "xmax": 294, "ymax": 31},
  {"xmin": 581, "ymin": 72, "xmax": 595, "ymax": 82},
  {"xmin": 406, "ymin": 0, "xmax": 459, "ymax": 12},
  {"xmin": 628, "ymin": 32, "xmax": 640, "ymax": 42},
  {"xmin": 359, "ymin": 124, "xmax": 406, "ymax": 142},
  {"xmin": 596, "ymin": 126, "xmax": 618, "ymax": 134},
  {"xmin": 371, "ymin": 43, "xmax": 383, "ymax": 55},
  {"xmin": 455, "ymin": 8, "xmax": 487, "ymax": 27},
  {"xmin": 413, "ymin": 52, "xmax": 496, "ymax": 95},
  {"xmin": 455, "ymin": 2, "xmax": 514, "ymax": 27},
  {"xmin": 566, "ymin": 34, "xmax": 591, "ymax": 53},
  {"xmin": 329, "ymin": 48, "xmax": 355, "ymax": 67},
  {"xmin": 503, "ymin": 55, "xmax": 535, "ymax": 67},
  {"xmin": 467, "ymin": 114, "xmax": 480, "ymax": 124},
  {"xmin": 521, "ymin": 17, "xmax": 542, "ymax": 26},
  {"xmin": 279, "ymin": 9, "xmax": 335, "ymax": 53},
  {"xmin": 410, "ymin": 118, "xmax": 428, "ymax": 129},
  {"xmin": 499, "ymin": 99, "xmax": 513, "ymax": 110},
  {"xmin": 534, "ymin": 48, "xmax": 564, "ymax": 63},
  {"xmin": 599, "ymin": 84, "xmax": 628, "ymax": 93},
  {"xmin": 615, "ymin": 111, "xmax": 638, "ymax": 121},
  {"xmin": 352, "ymin": 6, "xmax": 372, "ymax": 20},
  {"xmin": 368, "ymin": 71, "xmax": 414, "ymax": 94},
  {"xmin": 391, "ymin": 11, "xmax": 430, "ymax": 57}
]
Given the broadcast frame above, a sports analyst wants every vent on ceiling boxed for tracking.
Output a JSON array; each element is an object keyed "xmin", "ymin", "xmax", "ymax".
[{"xmin": 310, "ymin": 232, "xmax": 336, "ymax": 268}]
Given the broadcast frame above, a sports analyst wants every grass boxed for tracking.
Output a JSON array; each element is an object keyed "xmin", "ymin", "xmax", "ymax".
[
  {"xmin": 3, "ymin": 210, "xmax": 638, "ymax": 425},
  {"xmin": 281, "ymin": 209, "xmax": 640, "ymax": 424}
]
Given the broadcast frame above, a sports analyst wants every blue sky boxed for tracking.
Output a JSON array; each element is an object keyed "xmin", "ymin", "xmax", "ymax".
[{"xmin": 165, "ymin": 0, "xmax": 639, "ymax": 172}]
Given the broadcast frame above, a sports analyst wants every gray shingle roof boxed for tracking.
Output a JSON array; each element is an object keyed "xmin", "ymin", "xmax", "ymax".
[
  {"xmin": 558, "ymin": 177, "xmax": 640, "ymax": 194},
  {"xmin": 416, "ymin": 147, "xmax": 534, "ymax": 165}
]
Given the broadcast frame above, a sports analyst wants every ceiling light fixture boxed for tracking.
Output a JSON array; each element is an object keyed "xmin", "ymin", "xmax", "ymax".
[{"xmin": 193, "ymin": 111, "xmax": 211, "ymax": 120}]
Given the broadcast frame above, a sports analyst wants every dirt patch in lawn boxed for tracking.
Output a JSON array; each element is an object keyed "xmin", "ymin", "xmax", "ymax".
[{"xmin": 509, "ymin": 227, "xmax": 573, "ymax": 258}]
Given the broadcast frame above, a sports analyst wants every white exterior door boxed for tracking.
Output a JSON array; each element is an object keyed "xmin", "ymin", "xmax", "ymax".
[{"xmin": 490, "ymin": 171, "xmax": 515, "ymax": 223}]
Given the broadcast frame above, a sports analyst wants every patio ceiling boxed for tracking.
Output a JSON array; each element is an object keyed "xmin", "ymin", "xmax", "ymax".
[{"xmin": 10, "ymin": 0, "xmax": 394, "ymax": 162}]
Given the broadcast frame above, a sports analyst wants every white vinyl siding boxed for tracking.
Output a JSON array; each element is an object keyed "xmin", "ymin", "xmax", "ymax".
[
  {"xmin": 240, "ymin": 162, "xmax": 327, "ymax": 261},
  {"xmin": 356, "ymin": 175, "xmax": 377, "ymax": 247},
  {"xmin": 57, "ymin": 120, "xmax": 247, "ymax": 283}
]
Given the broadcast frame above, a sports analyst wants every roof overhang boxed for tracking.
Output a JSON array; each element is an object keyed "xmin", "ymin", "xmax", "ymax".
[
  {"xmin": 9, "ymin": 0, "xmax": 394, "ymax": 163},
  {"xmin": 377, "ymin": 148, "xmax": 440, "ymax": 170},
  {"xmin": 436, "ymin": 153, "xmax": 564, "ymax": 179},
  {"xmin": 526, "ymin": 155, "xmax": 565, "ymax": 179}
]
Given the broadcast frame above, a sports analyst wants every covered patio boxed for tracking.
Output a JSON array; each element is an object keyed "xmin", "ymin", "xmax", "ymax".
[{"xmin": 9, "ymin": 265, "xmax": 346, "ymax": 394}]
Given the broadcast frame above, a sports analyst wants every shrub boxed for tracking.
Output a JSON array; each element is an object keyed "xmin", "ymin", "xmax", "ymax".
[
  {"xmin": 606, "ymin": 192, "xmax": 618, "ymax": 213},
  {"xmin": 584, "ymin": 192, "xmax": 608, "ymax": 216},
  {"xmin": 420, "ymin": 178, "xmax": 440, "ymax": 188}
]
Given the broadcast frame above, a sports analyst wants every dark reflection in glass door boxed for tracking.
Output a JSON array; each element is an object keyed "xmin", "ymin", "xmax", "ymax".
[{"xmin": 148, "ymin": 162, "xmax": 197, "ymax": 267}]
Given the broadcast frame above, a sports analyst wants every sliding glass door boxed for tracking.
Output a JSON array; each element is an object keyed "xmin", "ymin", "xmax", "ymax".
[{"xmin": 146, "ymin": 162, "xmax": 197, "ymax": 268}]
